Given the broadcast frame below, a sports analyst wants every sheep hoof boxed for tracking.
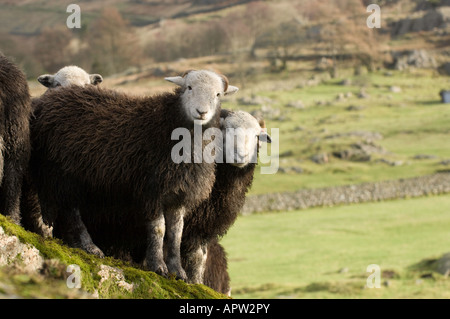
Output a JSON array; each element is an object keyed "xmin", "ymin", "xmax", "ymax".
[
  {"xmin": 168, "ymin": 265, "xmax": 187, "ymax": 282},
  {"xmin": 143, "ymin": 260, "xmax": 169, "ymax": 278},
  {"xmin": 82, "ymin": 243, "xmax": 105, "ymax": 258}
]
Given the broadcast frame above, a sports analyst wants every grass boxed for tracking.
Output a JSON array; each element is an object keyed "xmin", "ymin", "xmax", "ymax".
[
  {"xmin": 0, "ymin": 214, "xmax": 226, "ymax": 299},
  {"xmin": 220, "ymin": 68, "xmax": 450, "ymax": 195},
  {"xmin": 221, "ymin": 195, "xmax": 450, "ymax": 298}
]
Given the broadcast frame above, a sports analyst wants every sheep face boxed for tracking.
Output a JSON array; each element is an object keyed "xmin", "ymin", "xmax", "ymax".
[
  {"xmin": 38, "ymin": 66, "xmax": 103, "ymax": 88},
  {"xmin": 165, "ymin": 70, "xmax": 238, "ymax": 125},
  {"xmin": 221, "ymin": 110, "xmax": 271, "ymax": 167}
]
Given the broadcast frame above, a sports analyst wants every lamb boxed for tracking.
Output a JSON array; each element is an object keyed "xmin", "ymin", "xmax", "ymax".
[
  {"xmin": 37, "ymin": 65, "xmax": 103, "ymax": 89},
  {"xmin": 29, "ymin": 70, "xmax": 238, "ymax": 279},
  {"xmin": 182, "ymin": 109, "xmax": 271, "ymax": 294},
  {"xmin": 0, "ymin": 54, "xmax": 32, "ymax": 224}
]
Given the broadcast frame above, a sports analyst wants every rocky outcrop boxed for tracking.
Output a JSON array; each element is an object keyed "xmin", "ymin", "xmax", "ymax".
[
  {"xmin": 0, "ymin": 215, "xmax": 225, "ymax": 299},
  {"xmin": 391, "ymin": 7, "xmax": 450, "ymax": 36}
]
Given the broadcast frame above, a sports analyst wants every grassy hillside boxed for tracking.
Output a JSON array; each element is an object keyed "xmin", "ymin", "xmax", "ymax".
[
  {"xmin": 228, "ymin": 68, "xmax": 450, "ymax": 195},
  {"xmin": 222, "ymin": 195, "xmax": 450, "ymax": 298},
  {"xmin": 0, "ymin": 215, "xmax": 225, "ymax": 299}
]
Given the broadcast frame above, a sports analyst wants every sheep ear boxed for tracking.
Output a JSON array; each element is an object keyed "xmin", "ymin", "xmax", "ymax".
[
  {"xmin": 165, "ymin": 76, "xmax": 185, "ymax": 87},
  {"xmin": 259, "ymin": 131, "xmax": 272, "ymax": 144},
  {"xmin": 90, "ymin": 74, "xmax": 103, "ymax": 85},
  {"xmin": 225, "ymin": 85, "xmax": 239, "ymax": 96},
  {"xmin": 38, "ymin": 74, "xmax": 55, "ymax": 88}
]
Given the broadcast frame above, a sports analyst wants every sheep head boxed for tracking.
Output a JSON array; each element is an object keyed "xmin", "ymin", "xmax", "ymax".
[
  {"xmin": 38, "ymin": 66, "xmax": 103, "ymax": 89},
  {"xmin": 220, "ymin": 110, "xmax": 271, "ymax": 168},
  {"xmin": 165, "ymin": 70, "xmax": 238, "ymax": 125}
]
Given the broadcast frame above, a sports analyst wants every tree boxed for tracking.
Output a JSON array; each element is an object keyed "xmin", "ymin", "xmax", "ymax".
[
  {"xmin": 33, "ymin": 27, "xmax": 74, "ymax": 72},
  {"xmin": 86, "ymin": 7, "xmax": 143, "ymax": 75}
]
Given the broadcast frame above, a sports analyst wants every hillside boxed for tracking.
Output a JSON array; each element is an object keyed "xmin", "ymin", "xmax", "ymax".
[
  {"xmin": 0, "ymin": 215, "xmax": 225, "ymax": 299},
  {"xmin": 0, "ymin": 0, "xmax": 252, "ymax": 35}
]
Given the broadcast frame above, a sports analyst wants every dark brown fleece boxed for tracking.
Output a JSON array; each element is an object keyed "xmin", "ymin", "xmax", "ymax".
[
  {"xmin": 29, "ymin": 84, "xmax": 219, "ymax": 262},
  {"xmin": 204, "ymin": 238, "xmax": 230, "ymax": 295},
  {"xmin": 0, "ymin": 54, "xmax": 32, "ymax": 223}
]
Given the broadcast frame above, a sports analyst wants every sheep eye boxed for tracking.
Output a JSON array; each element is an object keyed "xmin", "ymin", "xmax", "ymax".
[
  {"xmin": 216, "ymin": 93, "xmax": 220, "ymax": 97},
  {"xmin": 188, "ymin": 86, "xmax": 192, "ymax": 91}
]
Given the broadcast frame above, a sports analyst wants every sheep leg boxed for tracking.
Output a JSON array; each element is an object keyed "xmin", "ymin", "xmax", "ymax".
[
  {"xmin": 0, "ymin": 157, "xmax": 24, "ymax": 224},
  {"xmin": 164, "ymin": 207, "xmax": 188, "ymax": 281},
  {"xmin": 183, "ymin": 242, "xmax": 208, "ymax": 284},
  {"xmin": 19, "ymin": 173, "xmax": 53, "ymax": 238},
  {"xmin": 57, "ymin": 208, "xmax": 105, "ymax": 258},
  {"xmin": 144, "ymin": 211, "xmax": 168, "ymax": 277}
]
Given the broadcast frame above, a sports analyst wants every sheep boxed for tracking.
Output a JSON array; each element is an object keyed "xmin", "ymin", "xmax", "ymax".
[
  {"xmin": 29, "ymin": 70, "xmax": 238, "ymax": 280},
  {"xmin": 73, "ymin": 109, "xmax": 269, "ymax": 295},
  {"xmin": 181, "ymin": 109, "xmax": 271, "ymax": 293},
  {"xmin": 21, "ymin": 66, "xmax": 105, "ymax": 241},
  {"xmin": 0, "ymin": 54, "xmax": 32, "ymax": 225},
  {"xmin": 37, "ymin": 66, "xmax": 103, "ymax": 89}
]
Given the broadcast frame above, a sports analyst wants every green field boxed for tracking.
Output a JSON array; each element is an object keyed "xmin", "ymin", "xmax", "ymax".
[
  {"xmin": 221, "ymin": 195, "xmax": 450, "ymax": 299},
  {"xmin": 221, "ymin": 69, "xmax": 450, "ymax": 195}
]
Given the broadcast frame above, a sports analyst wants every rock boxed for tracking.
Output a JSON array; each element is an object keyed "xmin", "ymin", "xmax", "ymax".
[
  {"xmin": 339, "ymin": 267, "xmax": 349, "ymax": 273},
  {"xmin": 389, "ymin": 86, "xmax": 402, "ymax": 93},
  {"xmin": 376, "ymin": 158, "xmax": 404, "ymax": 166},
  {"xmin": 310, "ymin": 153, "xmax": 329, "ymax": 164},
  {"xmin": 438, "ymin": 62, "xmax": 450, "ymax": 76},
  {"xmin": 332, "ymin": 149, "xmax": 371, "ymax": 162},
  {"xmin": 392, "ymin": 49, "xmax": 437, "ymax": 70},
  {"xmin": 436, "ymin": 253, "xmax": 450, "ymax": 275},
  {"xmin": 340, "ymin": 79, "xmax": 352, "ymax": 86},
  {"xmin": 413, "ymin": 154, "xmax": 438, "ymax": 160},
  {"xmin": 290, "ymin": 167, "xmax": 304, "ymax": 174},
  {"xmin": 0, "ymin": 226, "xmax": 43, "ymax": 274},
  {"xmin": 239, "ymin": 95, "xmax": 274, "ymax": 106},
  {"xmin": 286, "ymin": 100, "xmax": 305, "ymax": 109},
  {"xmin": 335, "ymin": 93, "xmax": 345, "ymax": 101},
  {"xmin": 324, "ymin": 131, "xmax": 383, "ymax": 141},
  {"xmin": 391, "ymin": 7, "xmax": 450, "ymax": 36},
  {"xmin": 279, "ymin": 150, "xmax": 294, "ymax": 158},
  {"xmin": 346, "ymin": 105, "xmax": 365, "ymax": 111},
  {"xmin": 358, "ymin": 89, "xmax": 369, "ymax": 99}
]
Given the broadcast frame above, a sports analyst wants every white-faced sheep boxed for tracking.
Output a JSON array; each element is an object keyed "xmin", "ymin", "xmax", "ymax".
[
  {"xmin": 37, "ymin": 66, "xmax": 103, "ymax": 89},
  {"xmin": 69, "ymin": 109, "xmax": 270, "ymax": 296},
  {"xmin": 0, "ymin": 54, "xmax": 32, "ymax": 224},
  {"xmin": 21, "ymin": 66, "xmax": 104, "ymax": 241},
  {"xmin": 29, "ymin": 70, "xmax": 238, "ymax": 280},
  {"xmin": 182, "ymin": 109, "xmax": 271, "ymax": 293}
]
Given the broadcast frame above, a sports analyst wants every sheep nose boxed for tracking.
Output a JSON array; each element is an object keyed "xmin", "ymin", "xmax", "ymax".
[
  {"xmin": 196, "ymin": 109, "xmax": 208, "ymax": 116},
  {"xmin": 196, "ymin": 109, "xmax": 208, "ymax": 119}
]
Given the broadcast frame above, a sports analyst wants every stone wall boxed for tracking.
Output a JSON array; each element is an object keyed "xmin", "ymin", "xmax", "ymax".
[{"xmin": 242, "ymin": 172, "xmax": 450, "ymax": 214}]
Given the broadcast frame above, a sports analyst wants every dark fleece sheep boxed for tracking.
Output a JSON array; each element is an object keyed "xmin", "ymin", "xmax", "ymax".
[
  {"xmin": 0, "ymin": 54, "xmax": 32, "ymax": 224},
  {"xmin": 76, "ymin": 109, "xmax": 268, "ymax": 294},
  {"xmin": 181, "ymin": 109, "xmax": 271, "ymax": 293},
  {"xmin": 29, "ymin": 70, "xmax": 238, "ymax": 279}
]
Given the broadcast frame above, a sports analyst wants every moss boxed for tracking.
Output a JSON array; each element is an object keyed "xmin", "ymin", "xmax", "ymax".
[{"xmin": 0, "ymin": 215, "xmax": 226, "ymax": 299}]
